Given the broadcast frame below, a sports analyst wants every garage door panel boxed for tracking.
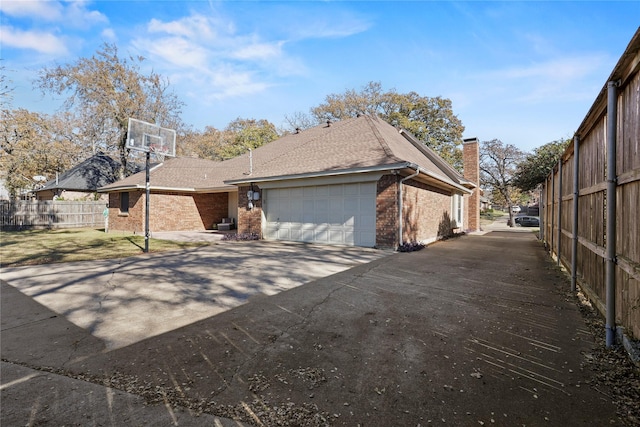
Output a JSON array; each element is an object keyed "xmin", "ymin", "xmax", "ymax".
[{"xmin": 265, "ymin": 183, "xmax": 376, "ymax": 247}]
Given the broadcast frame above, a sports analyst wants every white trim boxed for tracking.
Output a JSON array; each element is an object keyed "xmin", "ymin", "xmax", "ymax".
[
  {"xmin": 451, "ymin": 193, "xmax": 464, "ymax": 228},
  {"xmin": 99, "ymin": 185, "xmax": 236, "ymax": 193},
  {"xmin": 225, "ymin": 163, "xmax": 408, "ymax": 185},
  {"xmin": 257, "ymin": 172, "xmax": 385, "ymax": 189}
]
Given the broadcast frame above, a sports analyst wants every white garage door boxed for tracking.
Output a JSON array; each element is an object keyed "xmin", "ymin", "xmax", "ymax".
[{"xmin": 264, "ymin": 183, "xmax": 376, "ymax": 247}]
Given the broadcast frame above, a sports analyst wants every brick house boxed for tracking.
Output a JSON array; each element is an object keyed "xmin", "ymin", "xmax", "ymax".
[{"xmin": 99, "ymin": 115, "xmax": 480, "ymax": 248}]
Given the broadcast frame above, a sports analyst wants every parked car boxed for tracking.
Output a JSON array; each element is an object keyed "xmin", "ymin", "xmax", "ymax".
[
  {"xmin": 511, "ymin": 205, "xmax": 521, "ymax": 213},
  {"xmin": 514, "ymin": 216, "xmax": 539, "ymax": 227}
]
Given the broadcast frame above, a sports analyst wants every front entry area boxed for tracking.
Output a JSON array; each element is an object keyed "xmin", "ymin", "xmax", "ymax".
[{"xmin": 263, "ymin": 183, "xmax": 376, "ymax": 247}]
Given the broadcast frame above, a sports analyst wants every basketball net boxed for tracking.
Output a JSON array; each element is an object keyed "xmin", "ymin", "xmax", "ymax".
[{"xmin": 149, "ymin": 144, "xmax": 168, "ymax": 162}]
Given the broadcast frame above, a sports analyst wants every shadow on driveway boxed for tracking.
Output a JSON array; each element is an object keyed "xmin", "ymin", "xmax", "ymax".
[{"xmin": 32, "ymin": 231, "xmax": 624, "ymax": 426}]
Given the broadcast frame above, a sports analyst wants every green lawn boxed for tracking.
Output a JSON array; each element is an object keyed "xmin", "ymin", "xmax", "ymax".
[
  {"xmin": 480, "ymin": 209, "xmax": 507, "ymax": 221},
  {"xmin": 0, "ymin": 228, "xmax": 207, "ymax": 267}
]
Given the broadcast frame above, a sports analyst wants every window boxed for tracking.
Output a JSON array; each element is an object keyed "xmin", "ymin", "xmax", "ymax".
[
  {"xmin": 120, "ymin": 192, "xmax": 129, "ymax": 214},
  {"xmin": 452, "ymin": 193, "xmax": 463, "ymax": 228}
]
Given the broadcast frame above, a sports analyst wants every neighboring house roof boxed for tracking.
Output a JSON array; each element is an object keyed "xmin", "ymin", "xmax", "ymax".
[
  {"xmin": 37, "ymin": 153, "xmax": 136, "ymax": 193},
  {"xmin": 99, "ymin": 115, "xmax": 475, "ymax": 194}
]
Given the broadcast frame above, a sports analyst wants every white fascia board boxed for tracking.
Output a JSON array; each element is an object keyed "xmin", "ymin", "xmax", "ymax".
[
  {"xmin": 224, "ymin": 163, "xmax": 410, "ymax": 185},
  {"xmin": 98, "ymin": 185, "xmax": 235, "ymax": 193},
  {"xmin": 408, "ymin": 163, "xmax": 473, "ymax": 195},
  {"xmin": 97, "ymin": 184, "xmax": 145, "ymax": 193},
  {"xmin": 399, "ymin": 129, "xmax": 471, "ymax": 185}
]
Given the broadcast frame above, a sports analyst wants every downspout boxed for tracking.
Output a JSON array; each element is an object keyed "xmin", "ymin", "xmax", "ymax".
[
  {"xmin": 571, "ymin": 135, "xmax": 580, "ymax": 292},
  {"xmin": 551, "ymin": 168, "xmax": 555, "ymax": 257},
  {"xmin": 605, "ymin": 80, "xmax": 619, "ymax": 348},
  {"xmin": 398, "ymin": 166, "xmax": 420, "ymax": 247},
  {"xmin": 539, "ymin": 185, "xmax": 544, "ymax": 243},
  {"xmin": 557, "ymin": 159, "xmax": 563, "ymax": 266}
]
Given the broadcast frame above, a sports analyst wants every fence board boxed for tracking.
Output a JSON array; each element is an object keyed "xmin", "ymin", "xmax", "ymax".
[
  {"xmin": 0, "ymin": 201, "xmax": 106, "ymax": 230},
  {"xmin": 541, "ymin": 31, "xmax": 639, "ymax": 341}
]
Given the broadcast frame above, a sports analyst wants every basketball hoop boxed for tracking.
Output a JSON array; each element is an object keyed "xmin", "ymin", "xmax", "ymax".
[
  {"xmin": 126, "ymin": 118, "xmax": 176, "ymax": 253},
  {"xmin": 149, "ymin": 143, "xmax": 169, "ymax": 163},
  {"xmin": 126, "ymin": 118, "xmax": 176, "ymax": 160}
]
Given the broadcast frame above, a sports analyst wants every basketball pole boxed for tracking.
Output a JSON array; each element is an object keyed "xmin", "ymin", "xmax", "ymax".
[{"xmin": 145, "ymin": 150, "xmax": 150, "ymax": 253}]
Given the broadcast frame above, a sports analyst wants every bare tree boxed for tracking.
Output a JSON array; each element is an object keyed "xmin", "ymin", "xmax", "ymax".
[
  {"xmin": 0, "ymin": 109, "xmax": 83, "ymax": 198},
  {"xmin": 479, "ymin": 139, "xmax": 525, "ymax": 227},
  {"xmin": 36, "ymin": 43, "xmax": 184, "ymax": 177}
]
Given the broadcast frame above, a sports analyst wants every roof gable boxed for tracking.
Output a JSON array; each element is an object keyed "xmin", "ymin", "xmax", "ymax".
[
  {"xmin": 38, "ymin": 154, "xmax": 129, "ymax": 192},
  {"xmin": 226, "ymin": 115, "xmax": 469, "ymax": 188}
]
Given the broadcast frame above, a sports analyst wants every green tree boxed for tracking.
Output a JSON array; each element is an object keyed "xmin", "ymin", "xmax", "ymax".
[
  {"xmin": 36, "ymin": 43, "xmax": 184, "ymax": 177},
  {"xmin": 513, "ymin": 139, "xmax": 570, "ymax": 191},
  {"xmin": 295, "ymin": 81, "xmax": 466, "ymax": 170},
  {"xmin": 177, "ymin": 126, "xmax": 227, "ymax": 160},
  {"xmin": 216, "ymin": 118, "xmax": 279, "ymax": 160},
  {"xmin": 480, "ymin": 139, "xmax": 525, "ymax": 227}
]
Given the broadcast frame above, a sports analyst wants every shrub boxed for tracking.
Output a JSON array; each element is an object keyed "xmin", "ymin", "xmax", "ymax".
[
  {"xmin": 397, "ymin": 242, "xmax": 425, "ymax": 252},
  {"xmin": 221, "ymin": 232, "xmax": 260, "ymax": 241}
]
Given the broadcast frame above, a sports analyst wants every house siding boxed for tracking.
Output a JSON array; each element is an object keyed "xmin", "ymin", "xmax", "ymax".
[
  {"xmin": 375, "ymin": 174, "xmax": 455, "ymax": 249},
  {"xmin": 150, "ymin": 192, "xmax": 227, "ymax": 231},
  {"xmin": 463, "ymin": 139, "xmax": 480, "ymax": 232},
  {"xmin": 109, "ymin": 191, "xmax": 145, "ymax": 234},
  {"xmin": 237, "ymin": 185, "xmax": 263, "ymax": 237},
  {"xmin": 107, "ymin": 191, "xmax": 228, "ymax": 233},
  {"xmin": 376, "ymin": 174, "xmax": 399, "ymax": 248},
  {"xmin": 402, "ymin": 179, "xmax": 453, "ymax": 244}
]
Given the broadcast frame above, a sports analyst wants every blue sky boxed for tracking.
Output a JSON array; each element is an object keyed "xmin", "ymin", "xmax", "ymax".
[{"xmin": 1, "ymin": 1, "xmax": 638, "ymax": 152}]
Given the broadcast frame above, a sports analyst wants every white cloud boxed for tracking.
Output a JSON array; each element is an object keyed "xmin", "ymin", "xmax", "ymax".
[
  {"xmin": 289, "ymin": 19, "xmax": 371, "ymax": 39},
  {"xmin": 101, "ymin": 28, "xmax": 116, "ymax": 41},
  {"xmin": 65, "ymin": 1, "xmax": 108, "ymax": 28},
  {"xmin": 0, "ymin": 1, "xmax": 107, "ymax": 27},
  {"xmin": 133, "ymin": 37, "xmax": 210, "ymax": 70},
  {"xmin": 0, "ymin": 26, "xmax": 68, "ymax": 55},
  {"xmin": 478, "ymin": 54, "xmax": 610, "ymax": 103},
  {"xmin": 147, "ymin": 15, "xmax": 223, "ymax": 40},
  {"xmin": 0, "ymin": 0, "xmax": 63, "ymax": 21},
  {"xmin": 132, "ymin": 13, "xmax": 305, "ymax": 101},
  {"xmin": 232, "ymin": 40, "xmax": 284, "ymax": 61}
]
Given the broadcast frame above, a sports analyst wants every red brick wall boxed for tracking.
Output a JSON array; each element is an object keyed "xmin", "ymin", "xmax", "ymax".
[
  {"xmin": 149, "ymin": 192, "xmax": 228, "ymax": 231},
  {"xmin": 237, "ymin": 185, "xmax": 262, "ymax": 237},
  {"xmin": 376, "ymin": 174, "xmax": 399, "ymax": 248},
  {"xmin": 107, "ymin": 191, "xmax": 228, "ymax": 233},
  {"xmin": 402, "ymin": 179, "xmax": 453, "ymax": 243},
  {"xmin": 463, "ymin": 138, "xmax": 480, "ymax": 231},
  {"xmin": 108, "ymin": 190, "xmax": 145, "ymax": 234}
]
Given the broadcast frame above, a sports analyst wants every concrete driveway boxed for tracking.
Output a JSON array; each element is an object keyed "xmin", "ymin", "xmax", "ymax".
[{"xmin": 0, "ymin": 241, "xmax": 386, "ymax": 350}]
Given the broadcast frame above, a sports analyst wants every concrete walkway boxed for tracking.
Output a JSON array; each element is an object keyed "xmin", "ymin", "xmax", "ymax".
[{"xmin": 1, "ymin": 230, "xmax": 623, "ymax": 426}]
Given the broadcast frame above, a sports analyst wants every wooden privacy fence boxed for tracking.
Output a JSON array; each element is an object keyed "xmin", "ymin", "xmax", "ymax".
[
  {"xmin": 541, "ymin": 28, "xmax": 640, "ymax": 343},
  {"xmin": 0, "ymin": 200, "xmax": 107, "ymax": 230}
]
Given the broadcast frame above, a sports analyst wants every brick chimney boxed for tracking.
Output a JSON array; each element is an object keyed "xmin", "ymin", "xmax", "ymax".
[{"xmin": 463, "ymin": 137, "xmax": 480, "ymax": 232}]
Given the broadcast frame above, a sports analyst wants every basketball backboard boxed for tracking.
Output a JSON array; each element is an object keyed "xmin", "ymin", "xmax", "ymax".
[{"xmin": 126, "ymin": 118, "xmax": 176, "ymax": 158}]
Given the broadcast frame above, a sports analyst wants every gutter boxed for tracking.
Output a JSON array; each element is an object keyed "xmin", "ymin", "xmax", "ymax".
[
  {"xmin": 398, "ymin": 165, "xmax": 420, "ymax": 247},
  {"xmin": 98, "ymin": 184, "xmax": 235, "ymax": 193},
  {"xmin": 224, "ymin": 163, "xmax": 410, "ymax": 185}
]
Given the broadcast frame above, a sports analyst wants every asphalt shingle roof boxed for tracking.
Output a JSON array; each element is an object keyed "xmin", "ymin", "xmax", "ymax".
[
  {"xmin": 99, "ymin": 115, "xmax": 470, "ymax": 192},
  {"xmin": 39, "ymin": 154, "xmax": 133, "ymax": 192}
]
